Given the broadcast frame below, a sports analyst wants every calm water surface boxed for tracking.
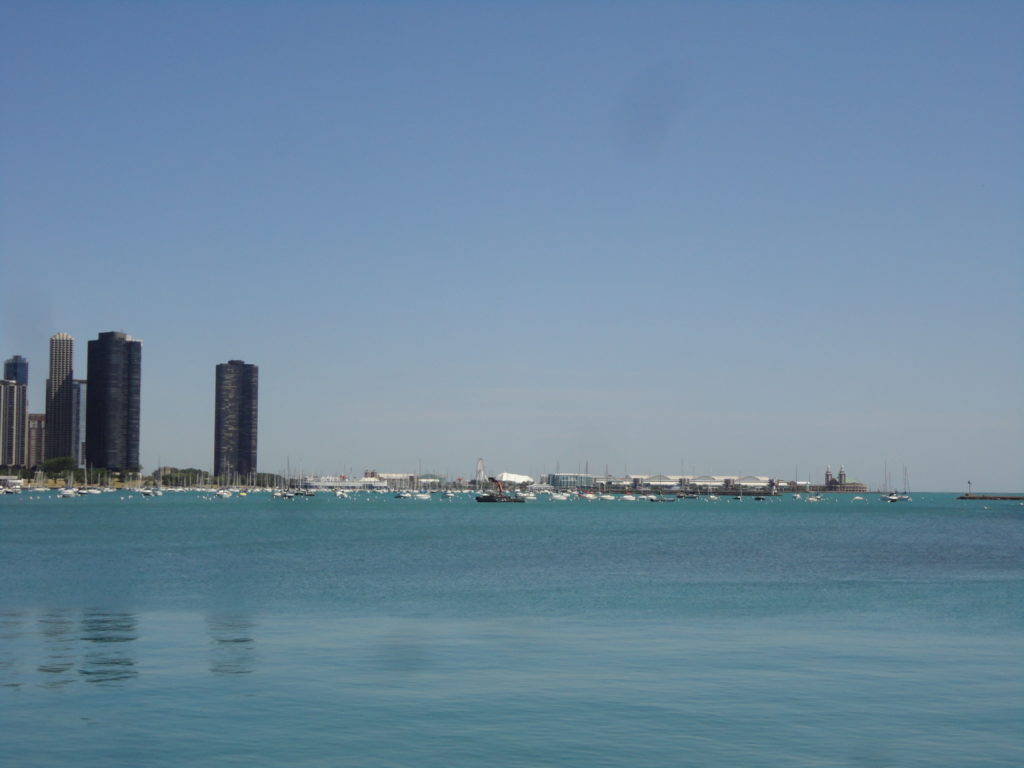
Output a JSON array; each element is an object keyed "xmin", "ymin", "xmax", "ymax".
[{"xmin": 1, "ymin": 491, "xmax": 1021, "ymax": 766}]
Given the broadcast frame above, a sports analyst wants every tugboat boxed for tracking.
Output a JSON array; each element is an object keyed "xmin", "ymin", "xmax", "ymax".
[{"xmin": 476, "ymin": 477, "xmax": 525, "ymax": 503}]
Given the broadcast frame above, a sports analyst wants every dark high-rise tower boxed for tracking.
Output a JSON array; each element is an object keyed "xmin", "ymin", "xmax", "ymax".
[
  {"xmin": 85, "ymin": 332, "xmax": 142, "ymax": 473},
  {"xmin": 45, "ymin": 333, "xmax": 75, "ymax": 460},
  {"xmin": 72, "ymin": 380, "xmax": 87, "ymax": 468},
  {"xmin": 214, "ymin": 360, "xmax": 258, "ymax": 481},
  {"xmin": 4, "ymin": 355, "xmax": 28, "ymax": 385},
  {"xmin": 2, "ymin": 355, "xmax": 29, "ymax": 467},
  {"xmin": 0, "ymin": 380, "xmax": 27, "ymax": 467}
]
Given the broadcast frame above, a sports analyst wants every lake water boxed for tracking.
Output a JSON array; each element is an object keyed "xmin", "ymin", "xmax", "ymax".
[{"xmin": 2, "ymin": 491, "xmax": 1022, "ymax": 766}]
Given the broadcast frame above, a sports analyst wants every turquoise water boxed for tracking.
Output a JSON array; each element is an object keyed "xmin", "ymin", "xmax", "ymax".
[{"xmin": 2, "ymin": 491, "xmax": 1021, "ymax": 766}]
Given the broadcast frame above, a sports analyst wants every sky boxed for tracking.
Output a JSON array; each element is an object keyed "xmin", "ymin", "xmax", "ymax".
[{"xmin": 1, "ymin": 1, "xmax": 1022, "ymax": 491}]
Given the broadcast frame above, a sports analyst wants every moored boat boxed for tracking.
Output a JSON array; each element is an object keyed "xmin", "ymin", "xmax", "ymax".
[{"xmin": 476, "ymin": 477, "xmax": 525, "ymax": 503}]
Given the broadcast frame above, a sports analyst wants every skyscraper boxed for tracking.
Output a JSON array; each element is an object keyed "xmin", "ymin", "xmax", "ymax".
[
  {"xmin": 85, "ymin": 332, "xmax": 142, "ymax": 473},
  {"xmin": 45, "ymin": 333, "xmax": 75, "ymax": 460},
  {"xmin": 72, "ymin": 380, "xmax": 87, "ymax": 468},
  {"xmin": 0, "ymin": 379, "xmax": 28, "ymax": 467},
  {"xmin": 2, "ymin": 355, "xmax": 29, "ymax": 468},
  {"xmin": 214, "ymin": 360, "xmax": 258, "ymax": 481},
  {"xmin": 4, "ymin": 355, "xmax": 28, "ymax": 385},
  {"xmin": 26, "ymin": 414, "xmax": 46, "ymax": 470}
]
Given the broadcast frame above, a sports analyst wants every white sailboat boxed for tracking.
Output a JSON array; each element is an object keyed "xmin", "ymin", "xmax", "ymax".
[{"xmin": 888, "ymin": 467, "xmax": 912, "ymax": 502}]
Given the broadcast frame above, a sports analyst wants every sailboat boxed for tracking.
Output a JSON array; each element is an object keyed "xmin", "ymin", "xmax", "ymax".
[{"xmin": 887, "ymin": 467, "xmax": 912, "ymax": 502}]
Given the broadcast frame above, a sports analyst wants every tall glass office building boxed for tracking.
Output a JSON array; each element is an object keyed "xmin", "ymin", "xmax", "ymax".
[
  {"xmin": 2, "ymin": 355, "xmax": 29, "ymax": 467},
  {"xmin": 4, "ymin": 355, "xmax": 28, "ymax": 385}
]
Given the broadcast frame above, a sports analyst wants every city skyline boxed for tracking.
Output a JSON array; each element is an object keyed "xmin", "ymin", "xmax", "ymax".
[
  {"xmin": 1, "ymin": 3, "xmax": 1021, "ymax": 491},
  {"xmin": 0, "ymin": 331, "xmax": 999, "ymax": 494}
]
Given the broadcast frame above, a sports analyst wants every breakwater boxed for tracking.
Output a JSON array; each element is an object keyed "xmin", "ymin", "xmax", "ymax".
[{"xmin": 957, "ymin": 493, "xmax": 1024, "ymax": 501}]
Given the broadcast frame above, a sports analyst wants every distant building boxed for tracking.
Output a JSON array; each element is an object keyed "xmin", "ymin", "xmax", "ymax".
[
  {"xmin": 691, "ymin": 475, "xmax": 738, "ymax": 491},
  {"xmin": 73, "ymin": 380, "xmax": 87, "ymax": 468},
  {"xmin": 4, "ymin": 355, "xmax": 28, "ymax": 385},
  {"xmin": 0, "ymin": 379, "xmax": 28, "ymax": 467},
  {"xmin": 822, "ymin": 465, "xmax": 868, "ymax": 493},
  {"xmin": 45, "ymin": 333, "xmax": 75, "ymax": 460},
  {"xmin": 361, "ymin": 471, "xmax": 416, "ymax": 490},
  {"xmin": 26, "ymin": 414, "xmax": 45, "ymax": 469},
  {"xmin": 734, "ymin": 475, "xmax": 774, "ymax": 491},
  {"xmin": 545, "ymin": 473, "xmax": 597, "ymax": 490},
  {"xmin": 86, "ymin": 332, "xmax": 142, "ymax": 473},
  {"xmin": 3, "ymin": 355, "xmax": 29, "ymax": 468},
  {"xmin": 214, "ymin": 360, "xmax": 258, "ymax": 481}
]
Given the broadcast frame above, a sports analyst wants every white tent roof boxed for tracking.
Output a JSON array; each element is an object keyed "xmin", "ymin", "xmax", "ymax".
[{"xmin": 495, "ymin": 472, "xmax": 534, "ymax": 484}]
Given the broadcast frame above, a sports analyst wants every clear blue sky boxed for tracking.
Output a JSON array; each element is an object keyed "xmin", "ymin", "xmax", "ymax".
[{"xmin": 2, "ymin": 1, "xmax": 1021, "ymax": 490}]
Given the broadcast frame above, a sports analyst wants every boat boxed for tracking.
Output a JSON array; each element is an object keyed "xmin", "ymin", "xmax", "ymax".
[
  {"xmin": 476, "ymin": 477, "xmax": 525, "ymax": 503},
  {"xmin": 476, "ymin": 493, "xmax": 524, "ymax": 503},
  {"xmin": 890, "ymin": 467, "xmax": 912, "ymax": 502}
]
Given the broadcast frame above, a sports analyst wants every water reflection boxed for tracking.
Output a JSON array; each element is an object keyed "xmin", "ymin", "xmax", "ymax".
[
  {"xmin": 37, "ymin": 612, "xmax": 76, "ymax": 689},
  {"xmin": 207, "ymin": 615, "xmax": 256, "ymax": 675},
  {"xmin": 78, "ymin": 611, "xmax": 138, "ymax": 684},
  {"xmin": 0, "ymin": 611, "xmax": 25, "ymax": 688},
  {"xmin": 0, "ymin": 610, "xmax": 264, "ymax": 687}
]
